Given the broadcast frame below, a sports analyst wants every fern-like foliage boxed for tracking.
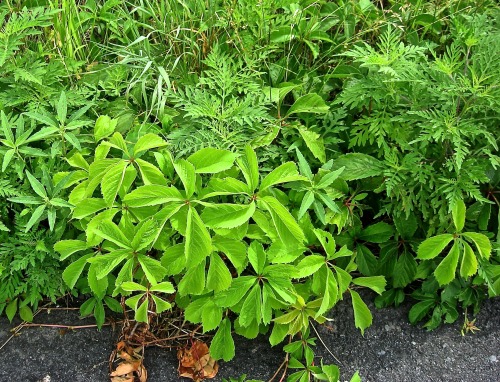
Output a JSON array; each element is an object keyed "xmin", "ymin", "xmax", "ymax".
[{"xmin": 166, "ymin": 45, "xmax": 274, "ymax": 156}]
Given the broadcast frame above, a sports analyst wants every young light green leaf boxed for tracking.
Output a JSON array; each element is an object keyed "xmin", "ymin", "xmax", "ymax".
[
  {"xmin": 294, "ymin": 255, "xmax": 325, "ymax": 278},
  {"xmin": 123, "ymin": 185, "xmax": 183, "ymax": 207},
  {"xmin": 210, "ymin": 318, "xmax": 235, "ymax": 361},
  {"xmin": 201, "ymin": 203, "xmax": 255, "ymax": 229},
  {"xmin": 239, "ymin": 284, "xmax": 262, "ymax": 327},
  {"xmin": 73, "ymin": 198, "xmax": 107, "ymax": 219},
  {"xmin": 151, "ymin": 295, "xmax": 171, "ymax": 313},
  {"xmin": 260, "ymin": 162, "xmax": 305, "ymax": 192},
  {"xmin": 452, "ymin": 199, "xmax": 466, "ymax": 232},
  {"xmin": 101, "ymin": 160, "xmax": 129, "ymax": 206},
  {"xmin": 187, "ymin": 148, "xmax": 237, "ymax": 174},
  {"xmin": 174, "ymin": 159, "xmax": 196, "ymax": 198},
  {"xmin": 460, "ymin": 241, "xmax": 478, "ymax": 278},
  {"xmin": 462, "ymin": 232, "xmax": 491, "ymax": 259},
  {"xmin": 62, "ymin": 253, "xmax": 93, "ymax": 289},
  {"xmin": 248, "ymin": 241, "xmax": 266, "ymax": 275},
  {"xmin": 297, "ymin": 125, "xmax": 326, "ymax": 163},
  {"xmin": 87, "ymin": 249, "xmax": 130, "ymax": 279},
  {"xmin": 133, "ymin": 133, "xmax": 168, "ymax": 155},
  {"xmin": 135, "ymin": 158, "xmax": 167, "ymax": 185},
  {"xmin": 178, "ymin": 260, "xmax": 206, "ymax": 295},
  {"xmin": 207, "ymin": 254, "xmax": 233, "ymax": 292},
  {"xmin": 352, "ymin": 276, "xmax": 386, "ymax": 295},
  {"xmin": 259, "ymin": 196, "xmax": 305, "ymax": 246},
  {"xmin": 434, "ymin": 241, "xmax": 460, "ymax": 286},
  {"xmin": 417, "ymin": 234, "xmax": 454, "ymax": 260},
  {"xmin": 297, "ymin": 190, "xmax": 315, "ymax": 220},
  {"xmin": 93, "ymin": 220, "xmax": 131, "ymax": 248},
  {"xmin": 349, "ymin": 290, "xmax": 372, "ymax": 336},
  {"xmin": 201, "ymin": 300, "xmax": 223, "ymax": 332},
  {"xmin": 94, "ymin": 115, "xmax": 117, "ymax": 142},
  {"xmin": 138, "ymin": 254, "xmax": 168, "ymax": 285},
  {"xmin": 150, "ymin": 281, "xmax": 175, "ymax": 294},
  {"xmin": 54, "ymin": 240, "xmax": 88, "ymax": 261}
]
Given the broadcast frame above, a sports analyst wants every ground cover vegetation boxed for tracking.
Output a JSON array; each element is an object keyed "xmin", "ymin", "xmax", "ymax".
[{"xmin": 0, "ymin": 0, "xmax": 499, "ymax": 380}]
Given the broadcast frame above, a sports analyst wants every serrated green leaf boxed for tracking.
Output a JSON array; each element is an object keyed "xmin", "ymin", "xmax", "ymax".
[
  {"xmin": 6, "ymin": 299, "xmax": 17, "ymax": 322},
  {"xmin": 25, "ymin": 171, "xmax": 46, "ymax": 198},
  {"xmin": 2, "ymin": 149, "xmax": 15, "ymax": 172},
  {"xmin": 151, "ymin": 295, "xmax": 171, "ymax": 313},
  {"xmin": 207, "ymin": 254, "xmax": 232, "ymax": 292},
  {"xmin": 101, "ymin": 160, "xmax": 129, "ymax": 206},
  {"xmin": 434, "ymin": 241, "xmax": 460, "ymax": 286},
  {"xmin": 417, "ymin": 234, "xmax": 454, "ymax": 260},
  {"xmin": 350, "ymin": 290, "xmax": 372, "ymax": 335},
  {"xmin": 286, "ymin": 94, "xmax": 329, "ymax": 116},
  {"xmin": 87, "ymin": 249, "xmax": 130, "ymax": 279},
  {"xmin": 123, "ymin": 185, "xmax": 183, "ymax": 207},
  {"xmin": 237, "ymin": 145, "xmax": 259, "ymax": 192},
  {"xmin": 210, "ymin": 318, "xmax": 235, "ymax": 361},
  {"xmin": 150, "ymin": 281, "xmax": 175, "ymax": 294},
  {"xmin": 393, "ymin": 251, "xmax": 417, "ymax": 288},
  {"xmin": 358, "ymin": 222, "xmax": 394, "ymax": 243},
  {"xmin": 73, "ymin": 198, "xmax": 107, "ymax": 219},
  {"xmin": 214, "ymin": 276, "xmax": 256, "ymax": 307},
  {"xmin": 174, "ymin": 159, "xmax": 196, "ymax": 198},
  {"xmin": 239, "ymin": 284, "xmax": 262, "ymax": 327},
  {"xmin": 62, "ymin": 253, "xmax": 93, "ymax": 288},
  {"xmin": 297, "ymin": 125, "xmax": 326, "ymax": 163},
  {"xmin": 54, "ymin": 240, "xmax": 88, "ymax": 260},
  {"xmin": 213, "ymin": 236, "xmax": 247, "ymax": 274},
  {"xmin": 201, "ymin": 300, "xmax": 223, "ymax": 332},
  {"xmin": 462, "ymin": 232, "xmax": 491, "ymax": 259},
  {"xmin": 178, "ymin": 260, "xmax": 206, "ymax": 295},
  {"xmin": 25, "ymin": 204, "xmax": 45, "ymax": 232},
  {"xmin": 332, "ymin": 153, "xmax": 384, "ymax": 180},
  {"xmin": 260, "ymin": 162, "xmax": 305, "ymax": 192},
  {"xmin": 460, "ymin": 241, "xmax": 478, "ymax": 278},
  {"xmin": 161, "ymin": 244, "xmax": 186, "ymax": 275},
  {"xmin": 187, "ymin": 148, "xmax": 237, "ymax": 173},
  {"xmin": 294, "ymin": 255, "xmax": 325, "ymax": 278},
  {"xmin": 248, "ymin": 241, "xmax": 266, "ymax": 274},
  {"xmin": 138, "ymin": 254, "xmax": 168, "ymax": 285},
  {"xmin": 409, "ymin": 299, "xmax": 435, "ymax": 324},
  {"xmin": 352, "ymin": 276, "xmax": 386, "ymax": 295},
  {"xmin": 452, "ymin": 199, "xmax": 466, "ymax": 232},
  {"xmin": 88, "ymin": 263, "xmax": 108, "ymax": 299},
  {"xmin": 134, "ymin": 133, "xmax": 167, "ymax": 155},
  {"xmin": 201, "ymin": 203, "xmax": 255, "ymax": 229},
  {"xmin": 185, "ymin": 206, "xmax": 212, "ymax": 267},
  {"xmin": 259, "ymin": 196, "xmax": 305, "ymax": 246},
  {"xmin": 19, "ymin": 305, "xmax": 33, "ymax": 322},
  {"xmin": 94, "ymin": 115, "xmax": 117, "ymax": 142},
  {"xmin": 135, "ymin": 299, "xmax": 149, "ymax": 323},
  {"xmin": 135, "ymin": 158, "xmax": 167, "ymax": 185},
  {"xmin": 93, "ymin": 221, "xmax": 131, "ymax": 248}
]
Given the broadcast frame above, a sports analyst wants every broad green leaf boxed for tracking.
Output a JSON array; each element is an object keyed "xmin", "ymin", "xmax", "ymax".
[
  {"xmin": 316, "ymin": 167, "xmax": 345, "ymax": 189},
  {"xmin": 150, "ymin": 281, "xmax": 175, "ymax": 294},
  {"xmin": 93, "ymin": 220, "xmax": 131, "ymax": 248},
  {"xmin": 187, "ymin": 148, "xmax": 237, "ymax": 174},
  {"xmin": 201, "ymin": 203, "xmax": 255, "ymax": 229},
  {"xmin": 151, "ymin": 295, "xmax": 171, "ymax": 313},
  {"xmin": 294, "ymin": 255, "xmax": 325, "ymax": 278},
  {"xmin": 178, "ymin": 260, "xmax": 206, "ymax": 295},
  {"xmin": 6, "ymin": 299, "xmax": 17, "ymax": 322},
  {"xmin": 434, "ymin": 242, "xmax": 460, "ymax": 286},
  {"xmin": 25, "ymin": 204, "xmax": 45, "ymax": 232},
  {"xmin": 394, "ymin": 214, "xmax": 418, "ymax": 240},
  {"xmin": 123, "ymin": 185, "xmax": 183, "ymax": 207},
  {"xmin": 214, "ymin": 276, "xmax": 256, "ymax": 307},
  {"xmin": 185, "ymin": 206, "xmax": 212, "ymax": 267},
  {"xmin": 260, "ymin": 162, "xmax": 305, "ymax": 192},
  {"xmin": 174, "ymin": 159, "xmax": 196, "ymax": 198},
  {"xmin": 460, "ymin": 241, "xmax": 478, "ymax": 278},
  {"xmin": 417, "ymin": 234, "xmax": 454, "ymax": 260},
  {"xmin": 248, "ymin": 241, "xmax": 266, "ymax": 274},
  {"xmin": 358, "ymin": 222, "xmax": 394, "ymax": 243},
  {"xmin": 88, "ymin": 263, "xmax": 108, "ymax": 299},
  {"xmin": 24, "ymin": 112, "xmax": 57, "ymax": 128},
  {"xmin": 210, "ymin": 318, "xmax": 235, "ymax": 361},
  {"xmin": 297, "ymin": 125, "xmax": 326, "ymax": 163},
  {"xmin": 135, "ymin": 299, "xmax": 149, "ymax": 323},
  {"xmin": 55, "ymin": 240, "xmax": 88, "ymax": 260},
  {"xmin": 62, "ymin": 253, "xmax": 93, "ymax": 289},
  {"xmin": 203, "ymin": 178, "xmax": 249, "ymax": 199},
  {"xmin": 452, "ymin": 199, "xmax": 466, "ymax": 232},
  {"xmin": 138, "ymin": 254, "xmax": 168, "ymax": 285},
  {"xmin": 295, "ymin": 149, "xmax": 313, "ymax": 180},
  {"xmin": 25, "ymin": 171, "xmax": 46, "ymax": 198},
  {"xmin": 133, "ymin": 133, "xmax": 168, "ymax": 155},
  {"xmin": 135, "ymin": 158, "xmax": 167, "ymax": 185},
  {"xmin": 409, "ymin": 299, "xmax": 435, "ymax": 324},
  {"xmin": 316, "ymin": 268, "xmax": 338, "ymax": 318},
  {"xmin": 8, "ymin": 196, "xmax": 43, "ymax": 204},
  {"xmin": 113, "ymin": 259, "xmax": 134, "ymax": 295},
  {"xmin": 121, "ymin": 281, "xmax": 148, "ymax": 292},
  {"xmin": 19, "ymin": 305, "xmax": 33, "ymax": 322},
  {"xmin": 462, "ymin": 232, "xmax": 491, "ymax": 259},
  {"xmin": 356, "ymin": 245, "xmax": 378, "ymax": 276},
  {"xmin": 350, "ymin": 290, "xmax": 372, "ymax": 335},
  {"xmin": 63, "ymin": 132, "xmax": 81, "ymax": 151},
  {"xmin": 393, "ymin": 251, "xmax": 417, "ymax": 288},
  {"xmin": 286, "ymin": 94, "xmax": 329, "ymax": 116},
  {"xmin": 239, "ymin": 284, "xmax": 262, "ymax": 327},
  {"xmin": 201, "ymin": 300, "xmax": 223, "ymax": 332},
  {"xmin": 313, "ymin": 229, "xmax": 337, "ymax": 259},
  {"xmin": 269, "ymin": 323, "xmax": 289, "ymax": 346},
  {"xmin": 207, "ymin": 254, "xmax": 232, "ymax": 292},
  {"xmin": 87, "ymin": 249, "xmax": 130, "ymax": 279},
  {"xmin": 73, "ymin": 198, "xmax": 107, "ymax": 219},
  {"xmin": 161, "ymin": 244, "xmax": 186, "ymax": 275},
  {"xmin": 332, "ymin": 153, "xmax": 384, "ymax": 180},
  {"xmin": 213, "ymin": 236, "xmax": 247, "ymax": 274},
  {"xmin": 352, "ymin": 276, "xmax": 386, "ymax": 295},
  {"xmin": 94, "ymin": 115, "xmax": 117, "ymax": 141},
  {"xmin": 101, "ymin": 160, "xmax": 129, "ymax": 206},
  {"xmin": 259, "ymin": 196, "xmax": 305, "ymax": 246},
  {"xmin": 237, "ymin": 145, "xmax": 259, "ymax": 192},
  {"xmin": 131, "ymin": 219, "xmax": 158, "ymax": 251}
]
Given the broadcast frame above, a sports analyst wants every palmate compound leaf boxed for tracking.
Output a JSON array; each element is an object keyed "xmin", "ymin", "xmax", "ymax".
[
  {"xmin": 207, "ymin": 253, "xmax": 232, "ymax": 292},
  {"xmin": 237, "ymin": 145, "xmax": 259, "ymax": 192},
  {"xmin": 259, "ymin": 162, "xmax": 306, "ymax": 192},
  {"xmin": 62, "ymin": 253, "xmax": 93, "ymax": 289},
  {"xmin": 462, "ymin": 232, "xmax": 491, "ymax": 260},
  {"xmin": 101, "ymin": 160, "xmax": 129, "ymax": 206},
  {"xmin": 460, "ymin": 241, "xmax": 478, "ymax": 278},
  {"xmin": 210, "ymin": 318, "xmax": 235, "ymax": 361},
  {"xmin": 185, "ymin": 206, "xmax": 212, "ymax": 267}
]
